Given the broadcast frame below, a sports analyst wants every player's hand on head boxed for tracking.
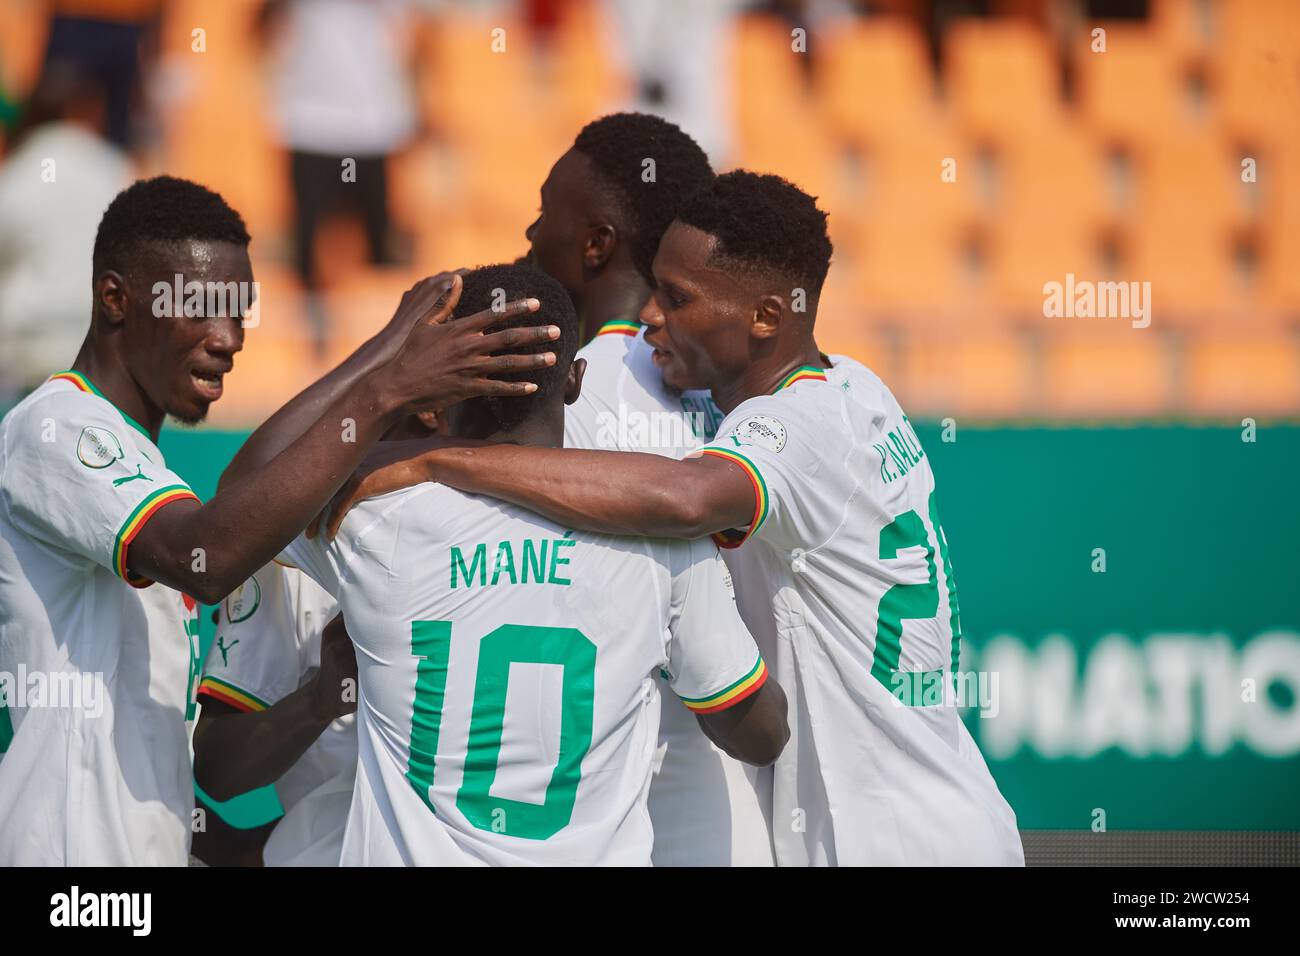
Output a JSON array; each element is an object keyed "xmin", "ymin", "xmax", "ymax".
[
  {"xmin": 383, "ymin": 271, "xmax": 462, "ymax": 335},
  {"xmin": 379, "ymin": 288, "xmax": 560, "ymax": 413}
]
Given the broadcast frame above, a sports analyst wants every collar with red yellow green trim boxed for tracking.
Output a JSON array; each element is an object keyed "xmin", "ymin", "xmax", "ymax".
[
  {"xmin": 48, "ymin": 370, "xmax": 153, "ymax": 440},
  {"xmin": 595, "ymin": 319, "xmax": 642, "ymax": 337},
  {"xmin": 772, "ymin": 364, "xmax": 828, "ymax": 393}
]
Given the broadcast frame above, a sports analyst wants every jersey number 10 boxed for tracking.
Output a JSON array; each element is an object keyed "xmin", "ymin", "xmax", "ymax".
[{"xmin": 405, "ymin": 621, "xmax": 596, "ymax": 841}]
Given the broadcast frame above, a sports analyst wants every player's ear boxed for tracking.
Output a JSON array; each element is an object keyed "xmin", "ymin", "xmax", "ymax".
[
  {"xmin": 96, "ymin": 271, "xmax": 129, "ymax": 327},
  {"xmin": 414, "ymin": 409, "xmax": 441, "ymax": 434},
  {"xmin": 564, "ymin": 357, "xmax": 587, "ymax": 405},
  {"xmin": 751, "ymin": 293, "xmax": 783, "ymax": 340},
  {"xmin": 583, "ymin": 223, "xmax": 616, "ymax": 271}
]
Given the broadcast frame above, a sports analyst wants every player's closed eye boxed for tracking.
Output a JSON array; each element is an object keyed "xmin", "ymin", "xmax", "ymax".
[{"xmin": 657, "ymin": 282, "xmax": 686, "ymax": 310}]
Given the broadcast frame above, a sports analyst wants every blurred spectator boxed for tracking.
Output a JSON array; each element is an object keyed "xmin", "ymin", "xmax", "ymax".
[
  {"xmin": 38, "ymin": 0, "xmax": 163, "ymax": 150},
  {"xmin": 0, "ymin": 61, "xmax": 131, "ymax": 402},
  {"xmin": 259, "ymin": 0, "xmax": 419, "ymax": 355},
  {"xmin": 605, "ymin": 0, "xmax": 744, "ymax": 165}
]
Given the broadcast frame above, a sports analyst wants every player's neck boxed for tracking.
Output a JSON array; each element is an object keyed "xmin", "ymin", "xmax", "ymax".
[
  {"xmin": 577, "ymin": 270, "xmax": 652, "ymax": 346},
  {"xmin": 465, "ymin": 404, "xmax": 565, "ymax": 450},
  {"xmin": 711, "ymin": 339, "xmax": 828, "ymax": 415},
  {"xmin": 71, "ymin": 335, "xmax": 165, "ymax": 442}
]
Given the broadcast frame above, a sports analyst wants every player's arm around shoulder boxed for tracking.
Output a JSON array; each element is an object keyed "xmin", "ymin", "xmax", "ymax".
[
  {"xmin": 323, "ymin": 439, "xmax": 759, "ymax": 542},
  {"xmin": 664, "ymin": 537, "xmax": 789, "ymax": 767}
]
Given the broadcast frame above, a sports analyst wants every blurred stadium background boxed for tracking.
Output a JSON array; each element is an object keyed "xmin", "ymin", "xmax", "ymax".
[{"xmin": 1, "ymin": 0, "xmax": 1297, "ymax": 864}]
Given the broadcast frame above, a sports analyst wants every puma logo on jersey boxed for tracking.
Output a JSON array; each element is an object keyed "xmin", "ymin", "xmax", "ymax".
[
  {"xmin": 112, "ymin": 464, "xmax": 153, "ymax": 487},
  {"xmin": 217, "ymin": 637, "xmax": 239, "ymax": 666}
]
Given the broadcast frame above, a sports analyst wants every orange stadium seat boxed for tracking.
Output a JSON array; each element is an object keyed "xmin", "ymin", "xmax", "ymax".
[
  {"xmin": 1077, "ymin": 24, "xmax": 1190, "ymax": 146},
  {"xmin": 321, "ymin": 267, "xmax": 426, "ymax": 366},
  {"xmin": 817, "ymin": 16, "xmax": 939, "ymax": 145},
  {"xmin": 1126, "ymin": 132, "xmax": 1239, "ymax": 321},
  {"xmin": 0, "ymin": 0, "xmax": 48, "ymax": 101},
  {"xmin": 549, "ymin": 0, "xmax": 629, "ymax": 131},
  {"xmin": 815, "ymin": 260, "xmax": 902, "ymax": 378},
  {"xmin": 732, "ymin": 15, "xmax": 807, "ymax": 148},
  {"xmin": 729, "ymin": 14, "xmax": 844, "ymax": 249},
  {"xmin": 814, "ymin": 18, "xmax": 983, "ymax": 318},
  {"xmin": 425, "ymin": 12, "xmax": 537, "ymax": 139},
  {"xmin": 814, "ymin": 314, "xmax": 900, "ymax": 389},
  {"xmin": 1183, "ymin": 329, "xmax": 1300, "ymax": 415},
  {"xmin": 982, "ymin": 124, "xmax": 1108, "ymax": 314},
  {"xmin": 730, "ymin": 14, "xmax": 837, "ymax": 190},
  {"xmin": 899, "ymin": 328, "xmax": 1033, "ymax": 418},
  {"xmin": 849, "ymin": 136, "xmax": 983, "ymax": 319},
  {"xmin": 159, "ymin": 0, "xmax": 288, "ymax": 242},
  {"xmin": 1258, "ymin": 141, "xmax": 1300, "ymax": 314},
  {"xmin": 1214, "ymin": 0, "xmax": 1300, "ymax": 147},
  {"xmin": 944, "ymin": 18, "xmax": 1062, "ymax": 142},
  {"xmin": 1151, "ymin": 0, "xmax": 1217, "ymax": 60},
  {"xmin": 1041, "ymin": 329, "xmax": 1172, "ymax": 417}
]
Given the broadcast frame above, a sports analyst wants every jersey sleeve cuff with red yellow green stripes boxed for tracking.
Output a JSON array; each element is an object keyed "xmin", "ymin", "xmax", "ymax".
[
  {"xmin": 197, "ymin": 675, "xmax": 270, "ymax": 713},
  {"xmin": 699, "ymin": 447, "xmax": 769, "ymax": 549},
  {"xmin": 112, "ymin": 484, "xmax": 200, "ymax": 587},
  {"xmin": 678, "ymin": 657, "xmax": 768, "ymax": 714}
]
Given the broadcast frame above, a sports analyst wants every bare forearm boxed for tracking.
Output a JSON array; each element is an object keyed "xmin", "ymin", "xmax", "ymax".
[
  {"xmin": 698, "ymin": 681, "xmax": 790, "ymax": 767},
  {"xmin": 194, "ymin": 684, "xmax": 338, "ymax": 801},
  {"xmin": 132, "ymin": 375, "xmax": 400, "ymax": 601},
  {"xmin": 429, "ymin": 444, "xmax": 711, "ymax": 537},
  {"xmin": 221, "ymin": 336, "xmax": 392, "ymax": 490}
]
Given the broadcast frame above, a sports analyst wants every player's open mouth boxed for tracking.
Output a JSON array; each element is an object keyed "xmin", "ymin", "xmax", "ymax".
[
  {"xmin": 651, "ymin": 347, "xmax": 672, "ymax": 367},
  {"xmin": 190, "ymin": 369, "xmax": 224, "ymax": 401}
]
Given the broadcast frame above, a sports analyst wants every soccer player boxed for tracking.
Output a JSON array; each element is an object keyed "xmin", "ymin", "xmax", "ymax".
[
  {"xmin": 329, "ymin": 173, "xmax": 1024, "ymax": 866},
  {"xmin": 0, "ymin": 176, "xmax": 557, "ymax": 865},
  {"xmin": 192, "ymin": 568, "xmax": 350, "ymax": 866},
  {"xmin": 525, "ymin": 113, "xmax": 770, "ymax": 866},
  {"xmin": 191, "ymin": 405, "xmax": 442, "ymax": 867},
  {"xmin": 282, "ymin": 263, "xmax": 788, "ymax": 866},
  {"xmin": 534, "ymin": 113, "xmax": 725, "ymax": 453}
]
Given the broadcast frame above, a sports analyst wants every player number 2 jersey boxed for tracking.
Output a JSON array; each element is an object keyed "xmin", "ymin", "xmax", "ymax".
[{"xmin": 699, "ymin": 356, "xmax": 1023, "ymax": 866}]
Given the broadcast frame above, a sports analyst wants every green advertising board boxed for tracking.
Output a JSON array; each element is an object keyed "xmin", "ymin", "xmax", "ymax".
[{"xmin": 159, "ymin": 423, "xmax": 1300, "ymax": 832}]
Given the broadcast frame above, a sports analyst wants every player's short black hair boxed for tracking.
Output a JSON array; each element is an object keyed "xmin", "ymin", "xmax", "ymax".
[
  {"xmin": 452, "ymin": 263, "xmax": 579, "ymax": 431},
  {"xmin": 92, "ymin": 175, "xmax": 250, "ymax": 275},
  {"xmin": 572, "ymin": 112, "xmax": 713, "ymax": 285},
  {"xmin": 676, "ymin": 170, "xmax": 833, "ymax": 295}
]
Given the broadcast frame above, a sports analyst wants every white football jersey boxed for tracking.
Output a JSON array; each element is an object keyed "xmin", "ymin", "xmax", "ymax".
[
  {"xmin": 199, "ymin": 563, "xmax": 353, "ymax": 866},
  {"xmin": 282, "ymin": 482, "xmax": 766, "ymax": 866},
  {"xmin": 698, "ymin": 357, "xmax": 1023, "ymax": 866},
  {"xmin": 565, "ymin": 321, "xmax": 772, "ymax": 866},
  {"xmin": 0, "ymin": 371, "xmax": 201, "ymax": 865},
  {"xmin": 565, "ymin": 320, "xmax": 723, "ymax": 455}
]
